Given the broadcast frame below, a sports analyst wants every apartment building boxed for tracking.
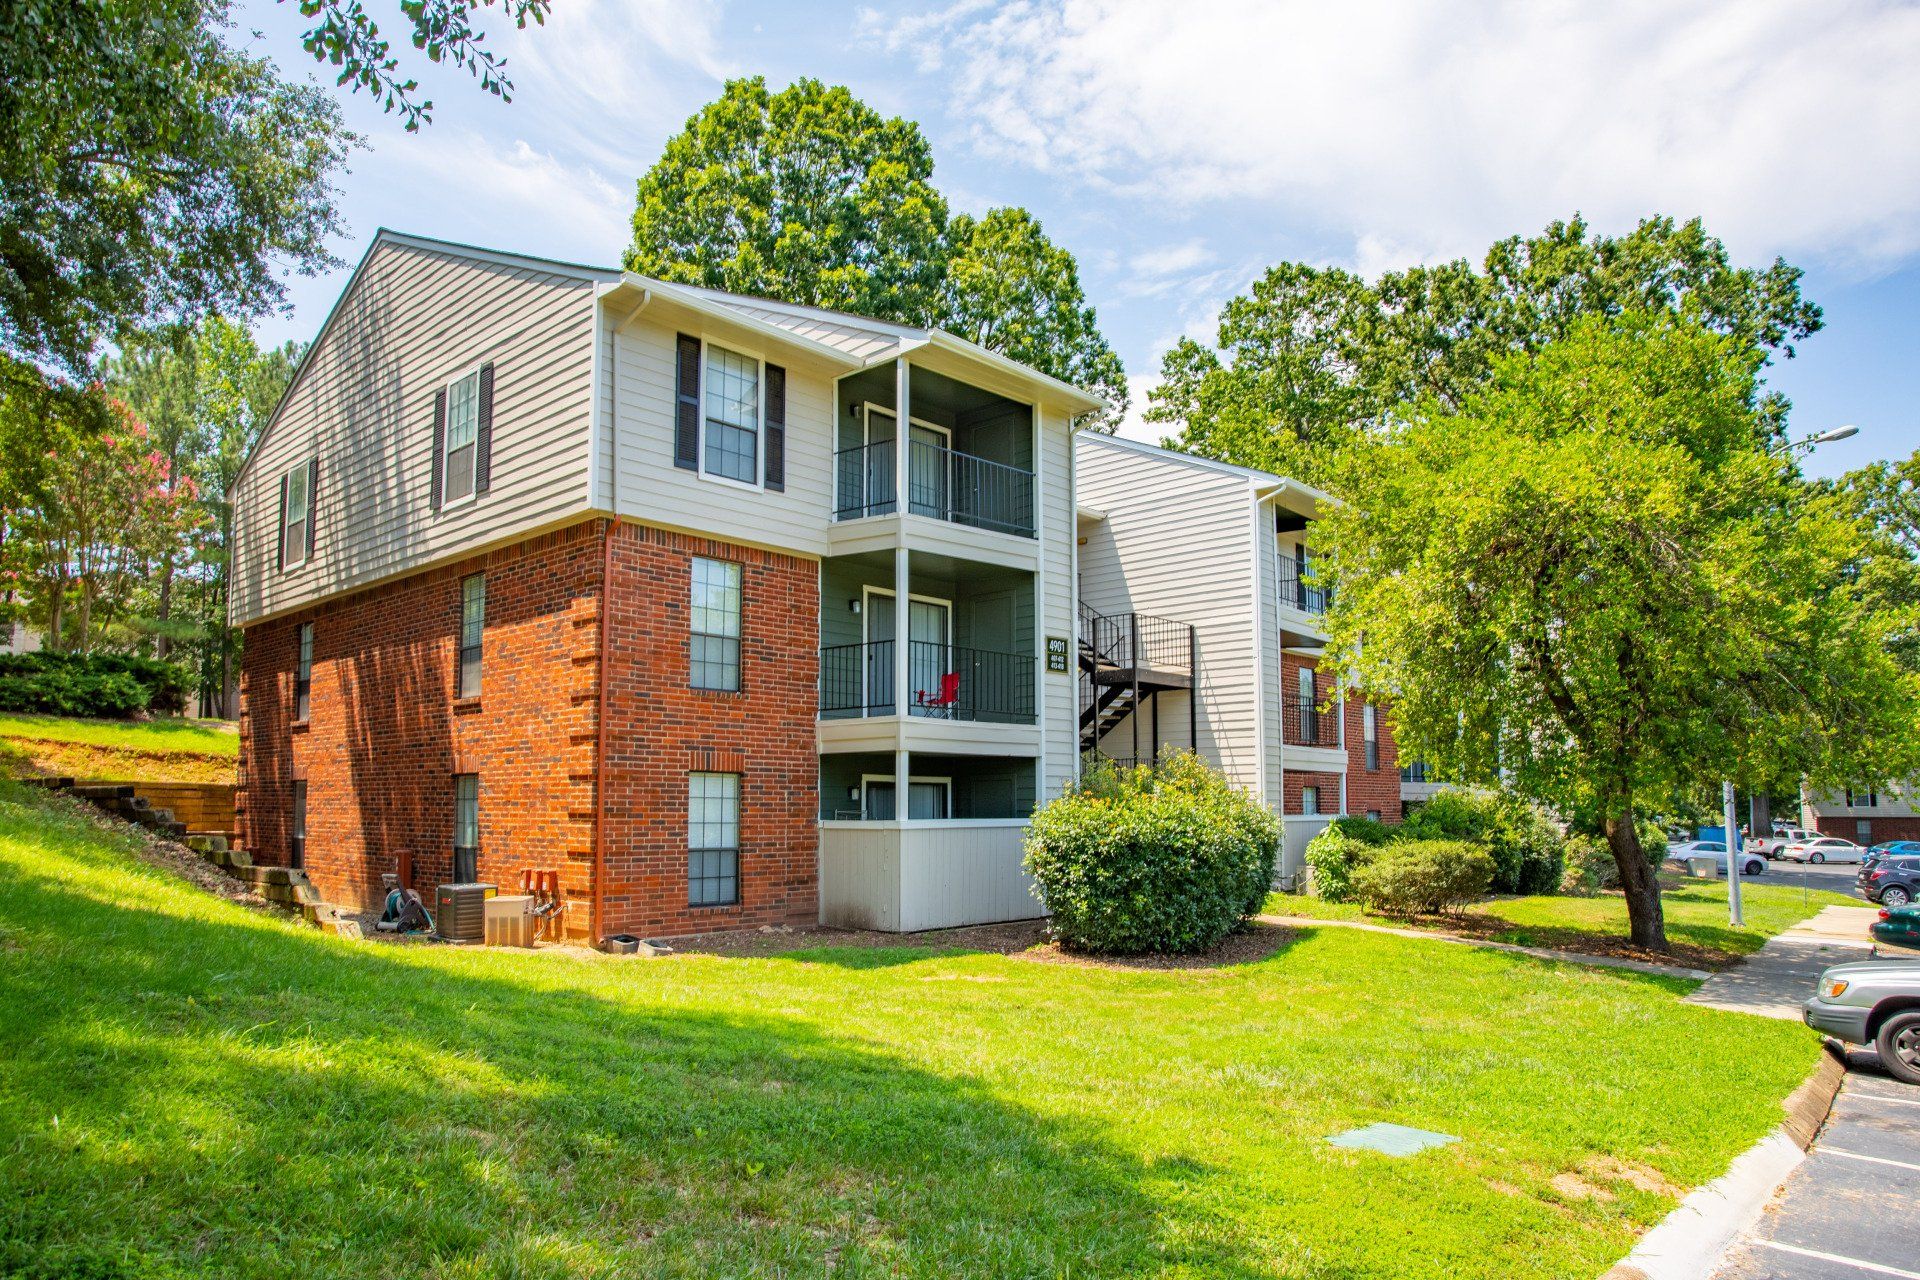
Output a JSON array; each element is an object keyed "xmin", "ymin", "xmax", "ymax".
[
  {"xmin": 1074, "ymin": 434, "xmax": 1405, "ymax": 878},
  {"xmin": 231, "ymin": 231, "xmax": 1095, "ymax": 941},
  {"xmin": 1802, "ymin": 785, "xmax": 1920, "ymax": 844}
]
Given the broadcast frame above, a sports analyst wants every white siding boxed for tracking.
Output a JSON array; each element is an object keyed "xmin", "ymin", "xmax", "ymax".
[
  {"xmin": 605, "ymin": 313, "xmax": 837, "ymax": 557},
  {"xmin": 232, "ymin": 239, "xmax": 598, "ymax": 624},
  {"xmin": 1075, "ymin": 437, "xmax": 1263, "ymax": 795},
  {"xmin": 1037, "ymin": 408, "xmax": 1080, "ymax": 804},
  {"xmin": 819, "ymin": 822, "xmax": 1041, "ymax": 930}
]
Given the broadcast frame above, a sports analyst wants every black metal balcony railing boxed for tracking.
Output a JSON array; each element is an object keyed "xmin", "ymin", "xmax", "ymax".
[
  {"xmin": 1080, "ymin": 606, "xmax": 1194, "ymax": 676},
  {"xmin": 819, "ymin": 640, "xmax": 1035, "ymax": 724},
  {"xmin": 1277, "ymin": 559, "xmax": 1329, "ymax": 615},
  {"xmin": 832, "ymin": 440, "xmax": 1035, "ymax": 537},
  {"xmin": 1282, "ymin": 696, "xmax": 1340, "ymax": 748}
]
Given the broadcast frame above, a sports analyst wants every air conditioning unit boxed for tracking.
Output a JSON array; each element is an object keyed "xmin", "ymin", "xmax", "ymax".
[
  {"xmin": 435, "ymin": 882, "xmax": 496, "ymax": 942},
  {"xmin": 484, "ymin": 894, "xmax": 535, "ymax": 948}
]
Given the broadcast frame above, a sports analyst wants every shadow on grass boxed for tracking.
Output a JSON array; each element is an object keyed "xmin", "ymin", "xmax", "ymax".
[{"xmin": 0, "ymin": 803, "xmax": 1266, "ymax": 1279}]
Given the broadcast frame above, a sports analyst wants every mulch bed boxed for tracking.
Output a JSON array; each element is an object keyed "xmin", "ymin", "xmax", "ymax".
[{"xmin": 1410, "ymin": 909, "xmax": 1736, "ymax": 971}]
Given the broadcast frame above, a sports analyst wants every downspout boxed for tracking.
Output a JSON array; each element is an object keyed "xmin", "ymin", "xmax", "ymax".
[{"xmin": 591, "ymin": 286, "xmax": 650, "ymax": 944}]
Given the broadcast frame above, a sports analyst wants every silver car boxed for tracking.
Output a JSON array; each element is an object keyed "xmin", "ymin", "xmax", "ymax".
[
  {"xmin": 1803, "ymin": 957, "xmax": 1920, "ymax": 1084},
  {"xmin": 1667, "ymin": 840, "xmax": 1767, "ymax": 878}
]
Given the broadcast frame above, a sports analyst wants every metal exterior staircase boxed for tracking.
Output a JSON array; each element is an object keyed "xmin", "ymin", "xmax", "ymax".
[{"xmin": 1079, "ymin": 602, "xmax": 1196, "ymax": 765}]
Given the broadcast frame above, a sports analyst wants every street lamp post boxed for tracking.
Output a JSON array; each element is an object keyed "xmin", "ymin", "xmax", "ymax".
[{"xmin": 1724, "ymin": 425, "xmax": 1861, "ymax": 928}]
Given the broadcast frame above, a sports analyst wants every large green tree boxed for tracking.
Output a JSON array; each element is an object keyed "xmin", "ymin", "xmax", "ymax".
[
  {"xmin": 1320, "ymin": 314, "xmax": 1919, "ymax": 950},
  {"xmin": 627, "ymin": 79, "xmax": 1127, "ymax": 424},
  {"xmin": 1152, "ymin": 216, "xmax": 1824, "ymax": 484},
  {"xmin": 0, "ymin": 0, "xmax": 354, "ymax": 381},
  {"xmin": 1826, "ymin": 449, "xmax": 1920, "ymax": 674}
]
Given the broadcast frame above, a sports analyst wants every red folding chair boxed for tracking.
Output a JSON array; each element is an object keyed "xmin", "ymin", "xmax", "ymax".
[{"xmin": 916, "ymin": 671, "xmax": 960, "ymax": 718}]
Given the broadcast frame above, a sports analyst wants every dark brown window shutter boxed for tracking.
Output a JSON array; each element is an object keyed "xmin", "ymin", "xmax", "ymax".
[
  {"xmin": 674, "ymin": 334, "xmax": 700, "ymax": 471},
  {"xmin": 475, "ymin": 361, "xmax": 495, "ymax": 493},
  {"xmin": 304, "ymin": 458, "xmax": 319, "ymax": 561},
  {"xmin": 763, "ymin": 362, "xmax": 786, "ymax": 492},
  {"xmin": 276, "ymin": 472, "xmax": 289, "ymax": 572},
  {"xmin": 430, "ymin": 387, "xmax": 447, "ymax": 511}
]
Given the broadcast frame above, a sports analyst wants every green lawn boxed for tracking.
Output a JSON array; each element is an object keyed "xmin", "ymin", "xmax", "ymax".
[
  {"xmin": 0, "ymin": 783, "xmax": 1824, "ymax": 1279},
  {"xmin": 1268, "ymin": 879, "xmax": 1860, "ymax": 967},
  {"xmin": 0, "ymin": 712, "xmax": 238, "ymax": 757}
]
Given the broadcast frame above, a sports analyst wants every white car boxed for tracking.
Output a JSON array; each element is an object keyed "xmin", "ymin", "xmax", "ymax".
[
  {"xmin": 1779, "ymin": 836, "xmax": 1866, "ymax": 865},
  {"xmin": 1668, "ymin": 840, "xmax": 1768, "ymax": 878},
  {"xmin": 1750, "ymin": 826, "xmax": 1810, "ymax": 857}
]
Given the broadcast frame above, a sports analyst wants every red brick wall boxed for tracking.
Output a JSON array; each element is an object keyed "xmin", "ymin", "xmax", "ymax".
[
  {"xmin": 1345, "ymin": 697, "xmax": 1402, "ymax": 822},
  {"xmin": 598, "ymin": 523, "xmax": 819, "ymax": 937},
  {"xmin": 240, "ymin": 518, "xmax": 824, "ymax": 939},
  {"xmin": 1281, "ymin": 770, "xmax": 1342, "ymax": 816},
  {"xmin": 1813, "ymin": 815, "xmax": 1920, "ymax": 842},
  {"xmin": 239, "ymin": 522, "xmax": 605, "ymax": 921}
]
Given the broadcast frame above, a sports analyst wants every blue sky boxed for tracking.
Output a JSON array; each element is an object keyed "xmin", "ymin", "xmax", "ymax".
[{"xmin": 232, "ymin": 0, "xmax": 1920, "ymax": 478}]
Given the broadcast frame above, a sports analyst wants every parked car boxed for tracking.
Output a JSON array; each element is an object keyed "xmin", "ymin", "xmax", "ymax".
[
  {"xmin": 1872, "ymin": 905, "xmax": 1920, "ymax": 954},
  {"xmin": 1779, "ymin": 836, "xmax": 1867, "ymax": 864},
  {"xmin": 1751, "ymin": 826, "xmax": 1811, "ymax": 858},
  {"xmin": 1803, "ymin": 957, "xmax": 1920, "ymax": 1084},
  {"xmin": 1863, "ymin": 841, "xmax": 1920, "ymax": 870},
  {"xmin": 1667, "ymin": 840, "xmax": 1768, "ymax": 878},
  {"xmin": 1859, "ymin": 855, "xmax": 1920, "ymax": 908}
]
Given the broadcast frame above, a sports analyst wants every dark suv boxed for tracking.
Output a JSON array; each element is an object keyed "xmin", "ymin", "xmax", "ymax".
[{"xmin": 1859, "ymin": 855, "xmax": 1920, "ymax": 908}]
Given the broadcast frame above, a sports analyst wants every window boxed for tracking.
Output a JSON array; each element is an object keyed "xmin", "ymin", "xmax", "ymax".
[
  {"xmin": 452, "ymin": 773, "xmax": 479, "ymax": 883},
  {"xmin": 703, "ymin": 345, "xmax": 759, "ymax": 484},
  {"xmin": 1845, "ymin": 788, "xmax": 1878, "ymax": 808},
  {"xmin": 294, "ymin": 622, "xmax": 313, "ymax": 722},
  {"xmin": 688, "ymin": 771, "xmax": 740, "ymax": 906},
  {"xmin": 458, "ymin": 574, "xmax": 485, "ymax": 698},
  {"xmin": 1363, "ymin": 702, "xmax": 1379, "ymax": 771},
  {"xmin": 290, "ymin": 779, "xmax": 307, "ymax": 870},
  {"xmin": 1297, "ymin": 666, "xmax": 1319, "ymax": 744},
  {"xmin": 1301, "ymin": 785, "xmax": 1320, "ymax": 816},
  {"xmin": 443, "ymin": 369, "xmax": 481, "ymax": 505},
  {"xmin": 689, "ymin": 557, "xmax": 742, "ymax": 691},
  {"xmin": 282, "ymin": 461, "xmax": 312, "ymax": 568},
  {"xmin": 1366, "ymin": 809, "xmax": 1382, "ymax": 821}
]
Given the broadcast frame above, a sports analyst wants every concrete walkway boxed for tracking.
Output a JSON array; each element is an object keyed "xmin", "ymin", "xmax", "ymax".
[
  {"xmin": 1685, "ymin": 906, "xmax": 1881, "ymax": 1020},
  {"xmin": 1710, "ymin": 1047, "xmax": 1920, "ymax": 1279},
  {"xmin": 1258, "ymin": 913, "xmax": 1712, "ymax": 979}
]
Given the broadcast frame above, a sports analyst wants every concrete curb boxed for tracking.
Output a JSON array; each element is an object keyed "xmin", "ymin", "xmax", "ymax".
[{"xmin": 1598, "ymin": 1046, "xmax": 1848, "ymax": 1280}]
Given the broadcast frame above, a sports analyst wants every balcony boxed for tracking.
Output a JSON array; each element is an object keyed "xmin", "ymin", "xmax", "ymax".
[
  {"xmin": 834, "ymin": 439, "xmax": 1035, "ymax": 538},
  {"xmin": 1282, "ymin": 696, "xmax": 1340, "ymax": 748},
  {"xmin": 1277, "ymin": 558, "xmax": 1329, "ymax": 615},
  {"xmin": 820, "ymin": 640, "xmax": 1036, "ymax": 724}
]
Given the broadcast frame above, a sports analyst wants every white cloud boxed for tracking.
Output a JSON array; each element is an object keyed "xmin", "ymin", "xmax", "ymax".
[
  {"xmin": 370, "ymin": 133, "xmax": 632, "ymax": 261},
  {"xmin": 875, "ymin": 0, "xmax": 1920, "ymax": 271}
]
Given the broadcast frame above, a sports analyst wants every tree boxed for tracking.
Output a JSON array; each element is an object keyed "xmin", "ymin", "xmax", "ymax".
[
  {"xmin": 1319, "ymin": 314, "xmax": 1920, "ymax": 950},
  {"xmin": 1, "ymin": 0, "xmax": 354, "ymax": 381},
  {"xmin": 941, "ymin": 208, "xmax": 1128, "ymax": 428},
  {"xmin": 290, "ymin": 0, "xmax": 552, "ymax": 130},
  {"xmin": 628, "ymin": 78, "xmax": 951, "ymax": 327},
  {"xmin": 628, "ymin": 80, "xmax": 1127, "ymax": 422},
  {"xmin": 1153, "ymin": 215, "xmax": 1824, "ymax": 480},
  {"xmin": 1826, "ymin": 450, "xmax": 1920, "ymax": 673}
]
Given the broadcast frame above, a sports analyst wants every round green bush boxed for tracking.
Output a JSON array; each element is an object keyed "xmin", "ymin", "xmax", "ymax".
[
  {"xmin": 1025, "ymin": 752, "xmax": 1279, "ymax": 955},
  {"xmin": 1349, "ymin": 840, "xmax": 1494, "ymax": 917},
  {"xmin": 1304, "ymin": 827, "xmax": 1382, "ymax": 903}
]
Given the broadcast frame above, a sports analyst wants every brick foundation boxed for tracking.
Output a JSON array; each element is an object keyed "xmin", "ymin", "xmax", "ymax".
[{"xmin": 238, "ymin": 517, "xmax": 820, "ymax": 939}]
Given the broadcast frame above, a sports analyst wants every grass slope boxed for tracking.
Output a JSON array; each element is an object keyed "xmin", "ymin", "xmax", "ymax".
[
  {"xmin": 1272, "ymin": 879, "xmax": 1859, "ymax": 966},
  {"xmin": 0, "ymin": 713, "xmax": 237, "ymax": 785},
  {"xmin": 0, "ymin": 785, "xmax": 1821, "ymax": 1279}
]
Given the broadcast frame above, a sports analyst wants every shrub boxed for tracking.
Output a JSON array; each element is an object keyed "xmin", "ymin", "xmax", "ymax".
[
  {"xmin": 1405, "ymin": 788, "xmax": 1564, "ymax": 895},
  {"xmin": 1349, "ymin": 840, "xmax": 1494, "ymax": 917},
  {"xmin": 1325, "ymin": 814, "xmax": 1397, "ymax": 847},
  {"xmin": 1025, "ymin": 751, "xmax": 1279, "ymax": 955},
  {"xmin": 1559, "ymin": 835, "xmax": 1616, "ymax": 896},
  {"xmin": 0, "ymin": 652, "xmax": 190, "ymax": 718},
  {"xmin": 1304, "ymin": 827, "xmax": 1384, "ymax": 903}
]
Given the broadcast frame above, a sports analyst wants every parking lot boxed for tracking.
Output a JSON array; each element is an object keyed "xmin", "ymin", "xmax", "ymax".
[{"xmin": 1742, "ymin": 859, "xmax": 1868, "ymax": 896}]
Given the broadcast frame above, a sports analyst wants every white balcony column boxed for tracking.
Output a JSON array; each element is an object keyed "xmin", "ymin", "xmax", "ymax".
[
  {"xmin": 895, "ymin": 358, "xmax": 911, "ymax": 517},
  {"xmin": 893, "ymin": 543, "xmax": 910, "ymax": 719}
]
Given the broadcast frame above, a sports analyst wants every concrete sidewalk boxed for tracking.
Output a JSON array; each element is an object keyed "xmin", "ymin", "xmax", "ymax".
[{"xmin": 1684, "ymin": 906, "xmax": 1881, "ymax": 1020}]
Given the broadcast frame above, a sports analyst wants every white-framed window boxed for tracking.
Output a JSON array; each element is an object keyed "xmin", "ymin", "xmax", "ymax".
[
  {"xmin": 443, "ymin": 368, "xmax": 482, "ymax": 506},
  {"xmin": 689, "ymin": 557, "xmax": 742, "ymax": 691},
  {"xmin": 703, "ymin": 344, "xmax": 760, "ymax": 485},
  {"xmin": 1845, "ymin": 788, "xmax": 1878, "ymax": 809},
  {"xmin": 290, "ymin": 779, "xmax": 307, "ymax": 870},
  {"xmin": 281, "ymin": 461, "xmax": 312, "ymax": 569},
  {"xmin": 1363, "ymin": 702, "xmax": 1379, "ymax": 771},
  {"xmin": 1297, "ymin": 666, "xmax": 1319, "ymax": 744},
  {"xmin": 295, "ymin": 622, "xmax": 313, "ymax": 722},
  {"xmin": 458, "ymin": 574, "xmax": 485, "ymax": 699},
  {"xmin": 1301, "ymin": 785, "xmax": 1320, "ymax": 816},
  {"xmin": 689, "ymin": 771, "xmax": 740, "ymax": 906},
  {"xmin": 453, "ymin": 773, "xmax": 479, "ymax": 882}
]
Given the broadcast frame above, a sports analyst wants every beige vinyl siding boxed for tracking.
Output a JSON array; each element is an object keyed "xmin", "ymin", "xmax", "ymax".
[
  {"xmin": 1258, "ymin": 507, "xmax": 1284, "ymax": 804},
  {"xmin": 232, "ymin": 239, "xmax": 598, "ymax": 625},
  {"xmin": 605, "ymin": 313, "xmax": 836, "ymax": 557},
  {"xmin": 1037, "ymin": 408, "xmax": 1080, "ymax": 804},
  {"xmin": 1075, "ymin": 437, "xmax": 1262, "ymax": 795}
]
